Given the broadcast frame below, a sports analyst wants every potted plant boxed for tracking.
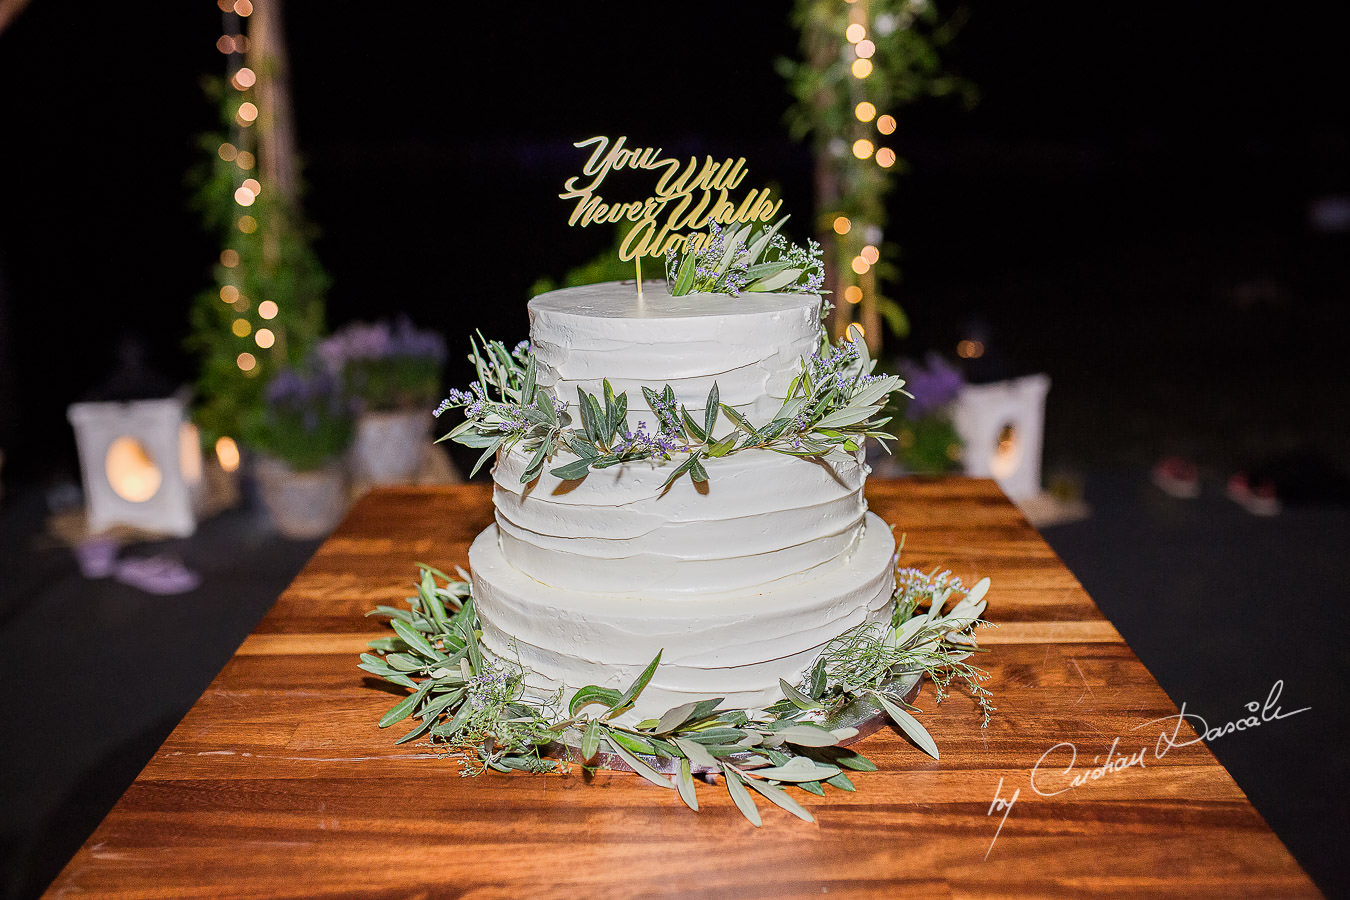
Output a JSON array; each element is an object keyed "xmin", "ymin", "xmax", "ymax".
[
  {"xmin": 248, "ymin": 363, "xmax": 355, "ymax": 539},
  {"xmin": 318, "ymin": 317, "xmax": 446, "ymax": 485}
]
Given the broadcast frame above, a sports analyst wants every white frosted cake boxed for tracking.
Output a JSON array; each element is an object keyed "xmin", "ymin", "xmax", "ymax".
[{"xmin": 468, "ymin": 281, "xmax": 897, "ymax": 720}]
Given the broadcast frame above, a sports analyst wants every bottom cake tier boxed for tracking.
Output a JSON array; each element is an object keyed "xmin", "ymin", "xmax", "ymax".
[{"xmin": 468, "ymin": 511, "xmax": 897, "ymax": 721}]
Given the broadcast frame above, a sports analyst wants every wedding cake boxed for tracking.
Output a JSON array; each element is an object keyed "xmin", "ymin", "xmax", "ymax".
[{"xmin": 468, "ymin": 281, "xmax": 897, "ymax": 721}]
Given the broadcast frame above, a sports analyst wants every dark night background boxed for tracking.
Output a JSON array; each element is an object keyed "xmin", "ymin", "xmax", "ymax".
[{"xmin": 1, "ymin": 2, "xmax": 1348, "ymax": 897}]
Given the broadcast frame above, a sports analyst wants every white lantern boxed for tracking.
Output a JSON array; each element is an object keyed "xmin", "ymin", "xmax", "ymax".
[
  {"xmin": 952, "ymin": 374, "xmax": 1051, "ymax": 502},
  {"xmin": 67, "ymin": 396, "xmax": 203, "ymax": 537}
]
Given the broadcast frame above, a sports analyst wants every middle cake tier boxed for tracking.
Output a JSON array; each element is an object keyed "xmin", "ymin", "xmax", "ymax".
[{"xmin": 493, "ymin": 445, "xmax": 871, "ymax": 594}]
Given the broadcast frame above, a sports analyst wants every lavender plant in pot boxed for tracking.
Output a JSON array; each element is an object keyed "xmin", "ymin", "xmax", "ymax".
[
  {"xmin": 318, "ymin": 317, "xmax": 446, "ymax": 485},
  {"xmin": 248, "ymin": 364, "xmax": 356, "ymax": 539}
]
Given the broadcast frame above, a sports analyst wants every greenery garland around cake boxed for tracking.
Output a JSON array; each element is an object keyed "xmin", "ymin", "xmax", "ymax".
[
  {"xmin": 362, "ymin": 563, "xmax": 993, "ymax": 825},
  {"xmin": 434, "ymin": 327, "xmax": 905, "ymax": 486}
]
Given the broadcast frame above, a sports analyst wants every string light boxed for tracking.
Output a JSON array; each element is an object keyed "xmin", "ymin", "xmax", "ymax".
[
  {"xmin": 235, "ymin": 150, "xmax": 255, "ymax": 169},
  {"xmin": 254, "ymin": 328, "xmax": 275, "ymax": 349},
  {"xmin": 851, "ymin": 58, "xmax": 873, "ymax": 79},
  {"xmin": 214, "ymin": 436, "xmax": 241, "ymax": 472},
  {"xmin": 236, "ymin": 101, "xmax": 258, "ymax": 125},
  {"xmin": 215, "ymin": 35, "xmax": 235, "ymax": 54},
  {"xmin": 855, "ymin": 101, "xmax": 876, "ymax": 122},
  {"xmin": 241, "ymin": 178, "xmax": 260, "ymax": 195},
  {"xmin": 876, "ymin": 114, "xmax": 896, "ymax": 135},
  {"xmin": 220, "ymin": 249, "xmax": 239, "ymax": 267},
  {"xmin": 231, "ymin": 66, "xmax": 256, "ymax": 90},
  {"xmin": 217, "ymin": 142, "xmax": 238, "ymax": 161},
  {"xmin": 236, "ymin": 352, "xmax": 256, "ymax": 372},
  {"xmin": 851, "ymin": 256, "xmax": 870, "ymax": 275},
  {"xmin": 852, "ymin": 138, "xmax": 874, "ymax": 160},
  {"xmin": 234, "ymin": 186, "xmax": 256, "ymax": 206},
  {"xmin": 258, "ymin": 300, "xmax": 278, "ymax": 319},
  {"xmin": 845, "ymin": 23, "xmax": 866, "ymax": 42},
  {"xmin": 876, "ymin": 147, "xmax": 896, "ymax": 168},
  {"xmin": 861, "ymin": 245, "xmax": 880, "ymax": 265},
  {"xmin": 232, "ymin": 318, "xmax": 252, "ymax": 337},
  {"xmin": 957, "ymin": 340, "xmax": 985, "ymax": 359},
  {"xmin": 233, "ymin": 0, "xmax": 253, "ymax": 16},
  {"xmin": 238, "ymin": 215, "xmax": 257, "ymax": 233},
  {"xmin": 833, "ymin": 216, "xmax": 851, "ymax": 235},
  {"xmin": 855, "ymin": 39, "xmax": 876, "ymax": 59},
  {"xmin": 219, "ymin": 285, "xmax": 239, "ymax": 303},
  {"xmin": 844, "ymin": 285, "xmax": 863, "ymax": 304}
]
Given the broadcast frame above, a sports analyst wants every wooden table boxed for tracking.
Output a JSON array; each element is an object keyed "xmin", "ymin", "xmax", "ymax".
[{"xmin": 49, "ymin": 480, "xmax": 1318, "ymax": 898}]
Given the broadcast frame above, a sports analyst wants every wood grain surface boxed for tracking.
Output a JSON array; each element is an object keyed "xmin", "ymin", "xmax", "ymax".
[{"xmin": 47, "ymin": 480, "xmax": 1319, "ymax": 898}]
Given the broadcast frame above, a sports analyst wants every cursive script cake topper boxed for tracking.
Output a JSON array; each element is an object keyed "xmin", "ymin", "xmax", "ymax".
[{"xmin": 560, "ymin": 135, "xmax": 787, "ymax": 296}]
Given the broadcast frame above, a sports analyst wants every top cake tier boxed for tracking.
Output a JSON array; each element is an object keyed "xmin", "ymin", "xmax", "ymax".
[{"xmin": 528, "ymin": 282, "xmax": 822, "ymax": 430}]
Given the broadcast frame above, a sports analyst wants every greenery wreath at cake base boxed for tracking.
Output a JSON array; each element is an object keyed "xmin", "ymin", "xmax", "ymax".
[{"xmin": 362, "ymin": 562, "xmax": 993, "ymax": 825}]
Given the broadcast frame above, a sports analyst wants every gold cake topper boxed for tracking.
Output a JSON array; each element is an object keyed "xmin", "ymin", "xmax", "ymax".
[{"xmin": 560, "ymin": 135, "xmax": 785, "ymax": 263}]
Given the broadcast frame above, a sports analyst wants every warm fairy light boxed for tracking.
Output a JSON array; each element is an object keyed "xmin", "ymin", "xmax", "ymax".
[
  {"xmin": 216, "ymin": 35, "xmax": 235, "ymax": 54},
  {"xmin": 214, "ymin": 436, "xmax": 241, "ymax": 473},
  {"xmin": 851, "ymin": 58, "xmax": 873, "ymax": 79},
  {"xmin": 218, "ymin": 142, "xmax": 238, "ymax": 162},
  {"xmin": 852, "ymin": 138, "xmax": 874, "ymax": 160},
  {"xmin": 845, "ymin": 23, "xmax": 866, "ymax": 42},
  {"xmin": 236, "ymin": 352, "xmax": 256, "ymax": 372},
  {"xmin": 258, "ymin": 300, "xmax": 278, "ymax": 320},
  {"xmin": 254, "ymin": 328, "xmax": 275, "ymax": 349},
  {"xmin": 847, "ymin": 323, "xmax": 866, "ymax": 342},
  {"xmin": 861, "ymin": 245, "xmax": 880, "ymax": 264},
  {"xmin": 237, "ymin": 102, "xmax": 258, "ymax": 124},
  {"xmin": 851, "ymin": 256, "xmax": 871, "ymax": 275},
  {"xmin": 238, "ymin": 215, "xmax": 257, "ymax": 233},
  {"xmin": 220, "ymin": 248, "xmax": 239, "ymax": 268},
  {"xmin": 216, "ymin": 0, "xmax": 233, "ymax": 10},
  {"xmin": 844, "ymin": 285, "xmax": 863, "ymax": 304},
  {"xmin": 855, "ymin": 39, "xmax": 876, "ymax": 59},
  {"xmin": 232, "ymin": 318, "xmax": 252, "ymax": 337},
  {"xmin": 236, "ymin": 150, "xmax": 255, "ymax": 169},
  {"xmin": 855, "ymin": 101, "xmax": 876, "ymax": 122},
  {"xmin": 957, "ymin": 339, "xmax": 986, "ymax": 359},
  {"xmin": 876, "ymin": 147, "xmax": 897, "ymax": 168},
  {"xmin": 234, "ymin": 186, "xmax": 256, "ymax": 207},
  {"xmin": 231, "ymin": 67, "xmax": 257, "ymax": 90},
  {"xmin": 219, "ymin": 284, "xmax": 240, "ymax": 303},
  {"xmin": 233, "ymin": 296, "xmax": 250, "ymax": 313},
  {"xmin": 241, "ymin": 178, "xmax": 260, "ymax": 195},
  {"xmin": 832, "ymin": 216, "xmax": 851, "ymax": 235},
  {"xmin": 234, "ymin": 0, "xmax": 254, "ymax": 16},
  {"xmin": 233, "ymin": 34, "xmax": 249, "ymax": 52},
  {"xmin": 876, "ymin": 114, "xmax": 897, "ymax": 135}
]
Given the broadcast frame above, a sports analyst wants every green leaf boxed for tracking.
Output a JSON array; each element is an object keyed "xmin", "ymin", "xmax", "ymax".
[
  {"xmin": 654, "ymin": 698, "xmax": 708, "ymax": 735},
  {"xmin": 703, "ymin": 383, "xmax": 720, "ymax": 441},
  {"xmin": 689, "ymin": 457, "xmax": 709, "ymax": 483},
  {"xmin": 744, "ymin": 776, "xmax": 815, "ymax": 823},
  {"xmin": 580, "ymin": 719, "xmax": 603, "ymax": 762},
  {"xmin": 565, "ymin": 434, "xmax": 599, "ymax": 459},
  {"xmin": 608, "ymin": 729, "xmax": 656, "ymax": 756},
  {"xmin": 521, "ymin": 355, "xmax": 537, "ymax": 406},
  {"xmin": 716, "ymin": 223, "xmax": 749, "ymax": 274},
  {"xmin": 798, "ymin": 780, "xmax": 826, "ymax": 796},
  {"xmin": 744, "ymin": 215, "xmax": 788, "ymax": 266},
  {"xmin": 706, "ymin": 433, "xmax": 739, "ymax": 458},
  {"xmin": 722, "ymin": 766, "xmax": 762, "ymax": 826},
  {"xmin": 549, "ymin": 457, "xmax": 593, "ymax": 481},
  {"xmin": 391, "ymin": 619, "xmax": 443, "ymax": 662},
  {"xmin": 468, "ymin": 435, "xmax": 505, "ymax": 478},
  {"xmin": 378, "ymin": 678, "xmax": 432, "ymax": 729},
  {"xmin": 586, "ymin": 393, "xmax": 606, "ymax": 446},
  {"xmin": 519, "ymin": 438, "xmax": 551, "ymax": 484},
  {"xmin": 719, "ymin": 403, "xmax": 755, "ymax": 432},
  {"xmin": 774, "ymin": 724, "xmax": 840, "ymax": 747},
  {"xmin": 672, "ymin": 736, "xmax": 719, "ymax": 770},
  {"xmin": 672, "ymin": 248, "xmax": 697, "ymax": 296},
  {"xmin": 605, "ymin": 736, "xmax": 675, "ymax": 791},
  {"xmin": 808, "ymin": 659, "xmax": 827, "ymax": 699},
  {"xmin": 749, "ymin": 266, "xmax": 803, "ymax": 292},
  {"xmin": 568, "ymin": 685, "xmax": 622, "ymax": 717},
  {"xmin": 824, "ymin": 770, "xmax": 857, "ymax": 792},
  {"xmin": 607, "ymin": 651, "xmax": 663, "ymax": 717},
  {"xmin": 681, "ymin": 407, "xmax": 707, "ymax": 443},
  {"xmin": 778, "ymin": 679, "xmax": 821, "ymax": 711},
  {"xmin": 871, "ymin": 690, "xmax": 940, "ymax": 759},
  {"xmin": 832, "ymin": 750, "xmax": 878, "ymax": 772},
  {"xmin": 676, "ymin": 758, "xmax": 700, "ymax": 811},
  {"xmin": 659, "ymin": 453, "xmax": 700, "ymax": 491},
  {"xmin": 751, "ymin": 757, "xmax": 841, "ymax": 783}
]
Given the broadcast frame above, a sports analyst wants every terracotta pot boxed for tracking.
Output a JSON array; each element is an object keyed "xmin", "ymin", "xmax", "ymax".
[
  {"xmin": 255, "ymin": 456, "xmax": 349, "ymax": 539},
  {"xmin": 352, "ymin": 409, "xmax": 429, "ymax": 485}
]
